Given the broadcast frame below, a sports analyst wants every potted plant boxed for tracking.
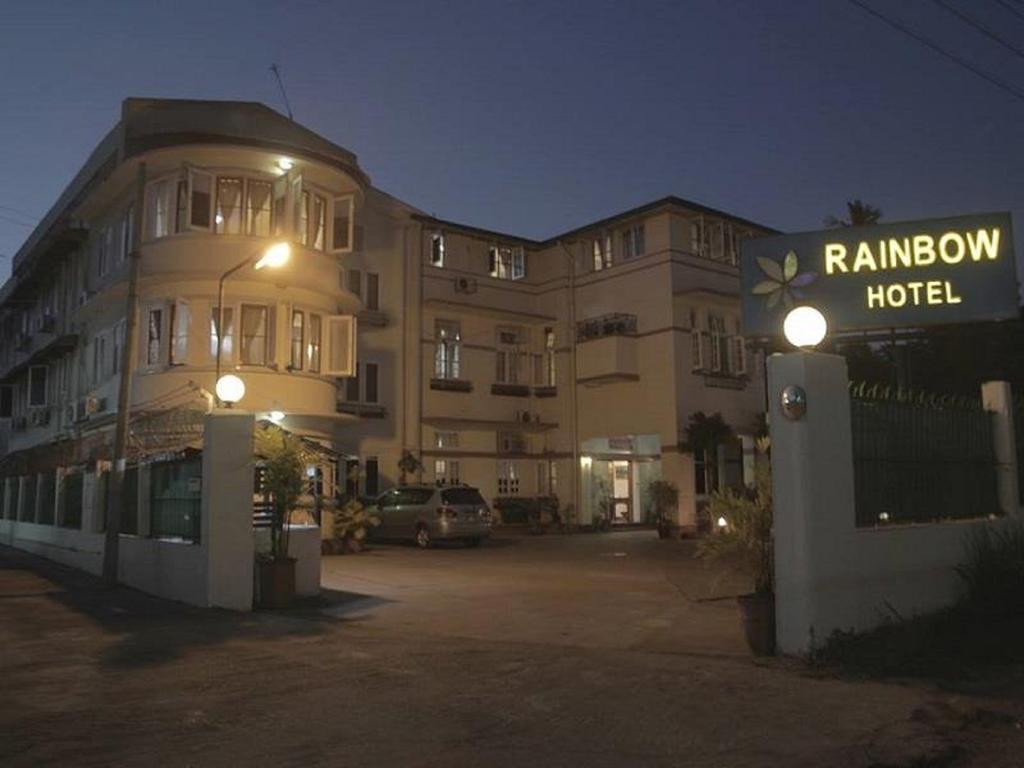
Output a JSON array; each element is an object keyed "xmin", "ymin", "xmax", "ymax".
[
  {"xmin": 697, "ymin": 438, "xmax": 775, "ymax": 655},
  {"xmin": 332, "ymin": 497, "xmax": 381, "ymax": 553},
  {"xmin": 256, "ymin": 430, "xmax": 305, "ymax": 608},
  {"xmin": 648, "ymin": 480, "xmax": 679, "ymax": 539},
  {"xmin": 398, "ymin": 450, "xmax": 423, "ymax": 484}
]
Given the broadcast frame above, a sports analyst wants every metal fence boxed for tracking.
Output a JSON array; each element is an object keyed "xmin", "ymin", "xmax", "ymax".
[
  {"xmin": 150, "ymin": 457, "xmax": 202, "ymax": 542},
  {"xmin": 850, "ymin": 383, "xmax": 999, "ymax": 527},
  {"xmin": 1016, "ymin": 399, "xmax": 1024, "ymax": 505}
]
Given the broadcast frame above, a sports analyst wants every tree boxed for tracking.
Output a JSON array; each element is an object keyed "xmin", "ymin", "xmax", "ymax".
[
  {"xmin": 824, "ymin": 199, "xmax": 882, "ymax": 229},
  {"xmin": 259, "ymin": 430, "xmax": 305, "ymax": 561}
]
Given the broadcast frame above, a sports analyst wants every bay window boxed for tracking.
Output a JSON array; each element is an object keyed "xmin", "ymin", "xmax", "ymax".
[
  {"xmin": 169, "ymin": 301, "xmax": 190, "ymax": 365},
  {"xmin": 215, "ymin": 177, "xmax": 244, "ymax": 234},
  {"xmin": 189, "ymin": 169, "xmax": 213, "ymax": 230},
  {"xmin": 332, "ymin": 196, "xmax": 353, "ymax": 253},
  {"xmin": 146, "ymin": 179, "xmax": 175, "ymax": 239},
  {"xmin": 307, "ymin": 313, "xmax": 322, "ymax": 373},
  {"xmin": 146, "ymin": 308, "xmax": 162, "ymax": 365},
  {"xmin": 246, "ymin": 179, "xmax": 272, "ymax": 236},
  {"xmin": 210, "ymin": 307, "xmax": 234, "ymax": 360},
  {"xmin": 290, "ymin": 310, "xmax": 304, "ymax": 370}
]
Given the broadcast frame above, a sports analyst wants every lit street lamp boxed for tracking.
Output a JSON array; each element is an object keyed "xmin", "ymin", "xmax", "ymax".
[{"xmin": 214, "ymin": 242, "xmax": 291, "ymax": 404}]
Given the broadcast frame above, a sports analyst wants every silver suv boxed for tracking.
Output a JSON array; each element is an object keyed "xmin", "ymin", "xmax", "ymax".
[{"xmin": 368, "ymin": 485, "xmax": 492, "ymax": 548}]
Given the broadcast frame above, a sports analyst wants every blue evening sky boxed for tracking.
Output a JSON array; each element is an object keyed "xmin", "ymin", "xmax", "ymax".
[{"xmin": 1, "ymin": 0, "xmax": 1022, "ymax": 281}]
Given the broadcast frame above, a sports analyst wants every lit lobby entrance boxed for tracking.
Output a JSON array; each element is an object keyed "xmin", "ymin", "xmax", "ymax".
[{"xmin": 581, "ymin": 435, "xmax": 662, "ymax": 526}]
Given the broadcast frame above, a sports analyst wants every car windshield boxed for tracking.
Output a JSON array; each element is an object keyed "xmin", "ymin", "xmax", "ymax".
[{"xmin": 441, "ymin": 488, "xmax": 486, "ymax": 506}]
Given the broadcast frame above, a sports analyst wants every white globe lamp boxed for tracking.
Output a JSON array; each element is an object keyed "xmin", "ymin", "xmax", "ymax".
[
  {"xmin": 783, "ymin": 306, "xmax": 827, "ymax": 349},
  {"xmin": 215, "ymin": 374, "xmax": 246, "ymax": 407}
]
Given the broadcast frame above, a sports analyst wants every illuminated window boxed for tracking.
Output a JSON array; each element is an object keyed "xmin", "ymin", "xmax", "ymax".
[
  {"xmin": 489, "ymin": 245, "xmax": 526, "ymax": 280},
  {"xmin": 431, "ymin": 233, "xmax": 445, "ymax": 266},
  {"xmin": 435, "ymin": 431, "xmax": 459, "ymax": 449},
  {"xmin": 239, "ymin": 304, "xmax": 268, "ymax": 365},
  {"xmin": 215, "ymin": 177, "xmax": 244, "ymax": 234},
  {"xmin": 592, "ymin": 234, "xmax": 613, "ymax": 271},
  {"xmin": 434, "ymin": 320, "xmax": 461, "ymax": 379},
  {"xmin": 246, "ymin": 180, "xmax": 272, "ymax": 237},
  {"xmin": 290, "ymin": 310, "xmax": 304, "ymax": 370},
  {"xmin": 210, "ymin": 307, "xmax": 234, "ymax": 360},
  {"xmin": 495, "ymin": 326, "xmax": 526, "ymax": 384},
  {"xmin": 497, "ymin": 460, "xmax": 519, "ymax": 495},
  {"xmin": 435, "ymin": 459, "xmax": 460, "ymax": 485},
  {"xmin": 307, "ymin": 313, "xmax": 322, "ymax": 373}
]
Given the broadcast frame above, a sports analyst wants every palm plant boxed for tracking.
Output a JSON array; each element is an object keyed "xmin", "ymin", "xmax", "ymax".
[
  {"xmin": 824, "ymin": 199, "xmax": 882, "ymax": 229},
  {"xmin": 332, "ymin": 497, "xmax": 381, "ymax": 552},
  {"xmin": 259, "ymin": 430, "xmax": 305, "ymax": 561}
]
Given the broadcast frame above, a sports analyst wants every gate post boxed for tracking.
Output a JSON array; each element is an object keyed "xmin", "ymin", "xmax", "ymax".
[
  {"xmin": 202, "ymin": 410, "xmax": 255, "ymax": 611},
  {"xmin": 768, "ymin": 351, "xmax": 854, "ymax": 655},
  {"xmin": 981, "ymin": 381, "xmax": 1019, "ymax": 517}
]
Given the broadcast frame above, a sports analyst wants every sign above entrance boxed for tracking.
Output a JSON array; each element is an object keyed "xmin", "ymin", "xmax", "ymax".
[{"xmin": 740, "ymin": 212, "xmax": 1018, "ymax": 338}]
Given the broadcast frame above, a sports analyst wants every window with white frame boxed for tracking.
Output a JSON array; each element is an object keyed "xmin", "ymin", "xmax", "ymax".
[
  {"xmin": 365, "ymin": 273, "xmax": 380, "ymax": 311},
  {"xmin": 592, "ymin": 234, "xmax": 612, "ymax": 271},
  {"xmin": 169, "ymin": 301, "xmax": 189, "ymax": 365},
  {"xmin": 434, "ymin": 319, "xmax": 461, "ymax": 379},
  {"xmin": 497, "ymin": 460, "xmax": 519, "ymax": 495},
  {"xmin": 308, "ymin": 192, "xmax": 326, "ymax": 250},
  {"xmin": 708, "ymin": 314, "xmax": 727, "ymax": 372},
  {"xmin": 495, "ymin": 326, "xmax": 526, "ymax": 384},
  {"xmin": 246, "ymin": 179, "xmax": 272, "ymax": 236},
  {"xmin": 307, "ymin": 313, "xmax": 322, "ymax": 372},
  {"xmin": 290, "ymin": 310, "xmax": 304, "ymax": 370},
  {"xmin": 210, "ymin": 307, "xmax": 234, "ymax": 360},
  {"xmin": 621, "ymin": 224, "xmax": 645, "ymax": 260},
  {"xmin": 537, "ymin": 460, "xmax": 557, "ymax": 496},
  {"xmin": 434, "ymin": 459, "xmax": 460, "ymax": 485},
  {"xmin": 146, "ymin": 178, "xmax": 176, "ymax": 239},
  {"xmin": 543, "ymin": 327, "xmax": 556, "ymax": 386},
  {"xmin": 28, "ymin": 365, "xmax": 48, "ymax": 407},
  {"xmin": 332, "ymin": 195, "xmax": 354, "ymax": 253},
  {"xmin": 146, "ymin": 308, "xmax": 163, "ymax": 366},
  {"xmin": 435, "ymin": 430, "xmax": 459, "ymax": 449},
  {"xmin": 215, "ymin": 177, "xmax": 244, "ymax": 234},
  {"xmin": 239, "ymin": 304, "xmax": 269, "ymax": 365},
  {"xmin": 489, "ymin": 245, "xmax": 526, "ymax": 280},
  {"xmin": 431, "ymin": 233, "xmax": 445, "ymax": 266},
  {"xmin": 692, "ymin": 311, "xmax": 745, "ymax": 375}
]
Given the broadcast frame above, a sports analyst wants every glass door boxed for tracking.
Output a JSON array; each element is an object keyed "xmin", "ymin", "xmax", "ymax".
[{"xmin": 610, "ymin": 460, "xmax": 632, "ymax": 524}]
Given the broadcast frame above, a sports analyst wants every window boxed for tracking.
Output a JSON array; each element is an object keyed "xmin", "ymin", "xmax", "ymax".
[
  {"xmin": 332, "ymin": 195, "xmax": 354, "ymax": 252},
  {"xmin": 97, "ymin": 226, "xmax": 113, "ymax": 277},
  {"xmin": 112, "ymin": 320, "xmax": 124, "ymax": 376},
  {"xmin": 272, "ymin": 175, "xmax": 288, "ymax": 237},
  {"xmin": 348, "ymin": 269, "xmax": 362, "ymax": 299},
  {"xmin": 435, "ymin": 431, "xmax": 459, "ymax": 449},
  {"xmin": 592, "ymin": 234, "xmax": 612, "ymax": 271},
  {"xmin": 495, "ymin": 326, "xmax": 525, "ymax": 384},
  {"xmin": 210, "ymin": 307, "xmax": 234, "ymax": 360},
  {"xmin": 497, "ymin": 460, "xmax": 519, "ymax": 495},
  {"xmin": 497, "ymin": 431, "xmax": 527, "ymax": 454},
  {"xmin": 215, "ymin": 177, "xmax": 243, "ymax": 234},
  {"xmin": 239, "ymin": 304, "xmax": 268, "ymax": 365},
  {"xmin": 28, "ymin": 365, "xmax": 47, "ymax": 407},
  {"xmin": 175, "ymin": 179, "xmax": 189, "ymax": 232},
  {"xmin": 290, "ymin": 310, "xmax": 304, "ymax": 370},
  {"xmin": 695, "ymin": 448, "xmax": 719, "ymax": 495},
  {"xmin": 489, "ymin": 245, "xmax": 526, "ymax": 280},
  {"xmin": 323, "ymin": 315, "xmax": 356, "ymax": 376},
  {"xmin": 293, "ymin": 178, "xmax": 307, "ymax": 245},
  {"xmin": 147, "ymin": 309, "xmax": 162, "ymax": 365},
  {"xmin": 345, "ymin": 365, "xmax": 360, "ymax": 401},
  {"xmin": 365, "ymin": 273, "xmax": 380, "ymax": 311},
  {"xmin": 708, "ymin": 314, "xmax": 727, "ymax": 373},
  {"xmin": 431, "ymin": 233, "xmax": 445, "ymax": 266},
  {"xmin": 307, "ymin": 313, "xmax": 321, "ymax": 373},
  {"xmin": 434, "ymin": 320, "xmax": 461, "ymax": 379},
  {"xmin": 0, "ymin": 386, "xmax": 12, "ymax": 418},
  {"xmin": 146, "ymin": 178, "xmax": 175, "ymax": 239},
  {"xmin": 537, "ymin": 461, "xmax": 557, "ymax": 496},
  {"xmin": 690, "ymin": 218, "xmax": 706, "ymax": 257},
  {"xmin": 245, "ymin": 179, "xmax": 272, "ymax": 236},
  {"xmin": 621, "ymin": 224, "xmax": 645, "ymax": 260},
  {"xmin": 364, "ymin": 362, "xmax": 378, "ymax": 403},
  {"xmin": 434, "ymin": 459, "xmax": 460, "ymax": 485},
  {"xmin": 309, "ymin": 193, "xmax": 326, "ymax": 250},
  {"xmin": 544, "ymin": 327, "xmax": 556, "ymax": 386},
  {"xmin": 189, "ymin": 169, "xmax": 213, "ymax": 230},
  {"xmin": 169, "ymin": 301, "xmax": 189, "ymax": 365},
  {"xmin": 92, "ymin": 335, "xmax": 105, "ymax": 384},
  {"xmin": 120, "ymin": 205, "xmax": 134, "ymax": 262}
]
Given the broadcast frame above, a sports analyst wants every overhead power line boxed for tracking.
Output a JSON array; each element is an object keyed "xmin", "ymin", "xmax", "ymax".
[
  {"xmin": 846, "ymin": 0, "xmax": 1024, "ymax": 104},
  {"xmin": 930, "ymin": 0, "xmax": 1024, "ymax": 62}
]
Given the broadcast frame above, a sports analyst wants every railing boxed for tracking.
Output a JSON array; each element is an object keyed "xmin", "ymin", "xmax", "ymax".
[
  {"xmin": 850, "ymin": 382, "xmax": 999, "ymax": 527},
  {"xmin": 575, "ymin": 313, "xmax": 637, "ymax": 343}
]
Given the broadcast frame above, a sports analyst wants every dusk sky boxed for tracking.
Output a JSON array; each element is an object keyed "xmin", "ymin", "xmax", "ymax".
[{"xmin": 1, "ymin": 0, "xmax": 1023, "ymax": 281}]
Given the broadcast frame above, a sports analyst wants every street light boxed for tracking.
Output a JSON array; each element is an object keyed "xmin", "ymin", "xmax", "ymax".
[
  {"xmin": 783, "ymin": 306, "xmax": 828, "ymax": 349},
  {"xmin": 215, "ymin": 241, "xmax": 291, "ymax": 404},
  {"xmin": 215, "ymin": 374, "xmax": 246, "ymax": 406}
]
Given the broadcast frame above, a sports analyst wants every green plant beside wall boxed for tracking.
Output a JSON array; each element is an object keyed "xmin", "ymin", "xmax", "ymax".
[
  {"xmin": 332, "ymin": 497, "xmax": 381, "ymax": 553},
  {"xmin": 648, "ymin": 479, "xmax": 679, "ymax": 538},
  {"xmin": 398, "ymin": 451, "xmax": 423, "ymax": 484},
  {"xmin": 260, "ymin": 430, "xmax": 305, "ymax": 562}
]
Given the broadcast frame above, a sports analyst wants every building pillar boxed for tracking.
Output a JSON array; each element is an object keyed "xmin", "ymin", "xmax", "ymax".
[
  {"xmin": 981, "ymin": 381, "xmax": 1019, "ymax": 517},
  {"xmin": 202, "ymin": 409, "xmax": 255, "ymax": 611},
  {"xmin": 661, "ymin": 450, "xmax": 695, "ymax": 532}
]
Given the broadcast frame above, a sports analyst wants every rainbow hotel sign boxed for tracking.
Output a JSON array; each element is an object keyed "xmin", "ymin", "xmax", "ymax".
[{"xmin": 740, "ymin": 212, "xmax": 1018, "ymax": 338}]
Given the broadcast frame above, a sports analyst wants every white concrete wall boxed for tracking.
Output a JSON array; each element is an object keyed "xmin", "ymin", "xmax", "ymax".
[{"xmin": 769, "ymin": 352, "xmax": 1007, "ymax": 655}]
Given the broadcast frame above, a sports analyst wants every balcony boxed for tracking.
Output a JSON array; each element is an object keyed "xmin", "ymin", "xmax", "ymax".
[
  {"xmin": 337, "ymin": 401, "xmax": 387, "ymax": 419},
  {"xmin": 491, "ymin": 382, "xmax": 530, "ymax": 397},
  {"xmin": 430, "ymin": 377, "xmax": 472, "ymax": 393},
  {"xmin": 576, "ymin": 334, "xmax": 638, "ymax": 385}
]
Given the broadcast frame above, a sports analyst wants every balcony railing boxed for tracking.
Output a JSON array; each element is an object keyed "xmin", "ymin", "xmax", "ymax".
[{"xmin": 575, "ymin": 313, "xmax": 637, "ymax": 343}]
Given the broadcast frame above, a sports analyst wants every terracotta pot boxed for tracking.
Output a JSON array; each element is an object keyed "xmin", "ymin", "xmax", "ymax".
[
  {"xmin": 258, "ymin": 557, "xmax": 296, "ymax": 609},
  {"xmin": 737, "ymin": 592, "xmax": 775, "ymax": 656}
]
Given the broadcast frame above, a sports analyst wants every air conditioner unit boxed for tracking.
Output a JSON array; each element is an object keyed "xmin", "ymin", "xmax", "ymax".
[
  {"xmin": 454, "ymin": 277, "xmax": 477, "ymax": 294},
  {"xmin": 86, "ymin": 396, "xmax": 106, "ymax": 415}
]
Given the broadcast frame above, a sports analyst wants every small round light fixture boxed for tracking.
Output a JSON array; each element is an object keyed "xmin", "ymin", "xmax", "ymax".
[
  {"xmin": 268, "ymin": 410, "xmax": 285, "ymax": 424},
  {"xmin": 215, "ymin": 374, "xmax": 246, "ymax": 406},
  {"xmin": 277, "ymin": 157, "xmax": 294, "ymax": 172},
  {"xmin": 780, "ymin": 384, "xmax": 808, "ymax": 420},
  {"xmin": 783, "ymin": 306, "xmax": 827, "ymax": 349}
]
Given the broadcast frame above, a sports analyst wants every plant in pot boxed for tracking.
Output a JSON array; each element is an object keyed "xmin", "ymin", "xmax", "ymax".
[
  {"xmin": 257, "ymin": 430, "xmax": 305, "ymax": 608},
  {"xmin": 332, "ymin": 497, "xmax": 381, "ymax": 553},
  {"xmin": 648, "ymin": 480, "xmax": 679, "ymax": 539},
  {"xmin": 697, "ymin": 437, "xmax": 774, "ymax": 655},
  {"xmin": 398, "ymin": 450, "xmax": 423, "ymax": 484}
]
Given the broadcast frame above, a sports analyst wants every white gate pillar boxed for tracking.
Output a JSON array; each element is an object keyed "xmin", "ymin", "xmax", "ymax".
[
  {"xmin": 202, "ymin": 410, "xmax": 255, "ymax": 611},
  {"xmin": 981, "ymin": 381, "xmax": 1019, "ymax": 517},
  {"xmin": 768, "ymin": 351, "xmax": 855, "ymax": 655}
]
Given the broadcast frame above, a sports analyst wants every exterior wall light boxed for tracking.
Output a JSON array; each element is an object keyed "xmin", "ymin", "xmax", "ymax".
[
  {"xmin": 215, "ymin": 374, "xmax": 246, "ymax": 406},
  {"xmin": 783, "ymin": 306, "xmax": 827, "ymax": 349},
  {"xmin": 253, "ymin": 241, "xmax": 291, "ymax": 270},
  {"xmin": 780, "ymin": 384, "xmax": 807, "ymax": 420},
  {"xmin": 277, "ymin": 158, "xmax": 294, "ymax": 172},
  {"xmin": 716, "ymin": 516, "xmax": 728, "ymax": 529},
  {"xmin": 268, "ymin": 410, "xmax": 285, "ymax": 424},
  {"xmin": 580, "ymin": 456, "xmax": 592, "ymax": 469}
]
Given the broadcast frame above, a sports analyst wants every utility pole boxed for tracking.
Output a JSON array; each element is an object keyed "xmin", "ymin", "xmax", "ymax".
[{"xmin": 103, "ymin": 162, "xmax": 145, "ymax": 584}]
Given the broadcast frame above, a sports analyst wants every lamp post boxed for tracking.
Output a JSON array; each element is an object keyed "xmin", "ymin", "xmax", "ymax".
[{"xmin": 214, "ymin": 241, "xmax": 290, "ymax": 404}]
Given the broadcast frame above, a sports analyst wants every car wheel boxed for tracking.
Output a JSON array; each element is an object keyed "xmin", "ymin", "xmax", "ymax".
[
  {"xmin": 465, "ymin": 537, "xmax": 481, "ymax": 547},
  {"xmin": 415, "ymin": 524, "xmax": 432, "ymax": 549}
]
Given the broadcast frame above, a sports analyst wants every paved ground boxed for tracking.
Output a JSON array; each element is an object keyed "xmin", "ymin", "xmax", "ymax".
[{"xmin": 3, "ymin": 533, "xmax": 1024, "ymax": 767}]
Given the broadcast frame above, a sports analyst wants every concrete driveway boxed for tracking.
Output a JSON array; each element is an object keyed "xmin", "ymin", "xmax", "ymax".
[{"xmin": 320, "ymin": 530, "xmax": 752, "ymax": 657}]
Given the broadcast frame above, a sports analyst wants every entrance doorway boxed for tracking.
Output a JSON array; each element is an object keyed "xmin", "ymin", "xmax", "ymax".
[{"xmin": 610, "ymin": 460, "xmax": 632, "ymax": 524}]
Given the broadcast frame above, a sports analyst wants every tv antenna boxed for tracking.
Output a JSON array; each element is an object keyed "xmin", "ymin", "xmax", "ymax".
[{"xmin": 269, "ymin": 63, "xmax": 294, "ymax": 120}]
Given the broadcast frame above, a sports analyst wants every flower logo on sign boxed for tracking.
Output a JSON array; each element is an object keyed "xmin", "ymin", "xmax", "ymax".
[{"xmin": 751, "ymin": 250, "xmax": 818, "ymax": 310}]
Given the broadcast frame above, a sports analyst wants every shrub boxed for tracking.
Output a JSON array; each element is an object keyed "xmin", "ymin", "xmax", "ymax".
[
  {"xmin": 332, "ymin": 497, "xmax": 380, "ymax": 553},
  {"xmin": 956, "ymin": 519, "xmax": 1024, "ymax": 614}
]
